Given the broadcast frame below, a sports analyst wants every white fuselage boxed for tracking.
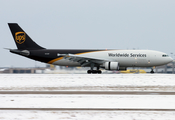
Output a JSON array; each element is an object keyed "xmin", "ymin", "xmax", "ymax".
[{"xmin": 52, "ymin": 50, "xmax": 173, "ymax": 67}]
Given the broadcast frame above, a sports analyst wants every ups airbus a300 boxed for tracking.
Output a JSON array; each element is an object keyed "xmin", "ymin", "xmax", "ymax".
[{"xmin": 7, "ymin": 23, "xmax": 173, "ymax": 74}]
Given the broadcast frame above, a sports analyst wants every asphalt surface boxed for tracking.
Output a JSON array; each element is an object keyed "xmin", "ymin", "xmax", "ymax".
[
  {"xmin": 0, "ymin": 91, "xmax": 175, "ymax": 95},
  {"xmin": 1, "ymin": 91, "xmax": 175, "ymax": 111},
  {"xmin": 0, "ymin": 108, "xmax": 175, "ymax": 111}
]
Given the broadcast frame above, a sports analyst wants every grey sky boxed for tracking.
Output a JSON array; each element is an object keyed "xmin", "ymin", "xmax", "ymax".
[{"xmin": 1, "ymin": 0, "xmax": 175, "ymax": 67}]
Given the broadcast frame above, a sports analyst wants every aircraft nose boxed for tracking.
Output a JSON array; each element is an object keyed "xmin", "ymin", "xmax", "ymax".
[{"xmin": 169, "ymin": 57, "xmax": 173, "ymax": 63}]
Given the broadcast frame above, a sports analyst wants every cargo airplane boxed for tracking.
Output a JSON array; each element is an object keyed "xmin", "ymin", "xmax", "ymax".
[{"xmin": 7, "ymin": 23, "xmax": 173, "ymax": 74}]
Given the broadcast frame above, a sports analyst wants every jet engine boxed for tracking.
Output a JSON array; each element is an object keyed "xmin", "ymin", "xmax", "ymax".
[
  {"xmin": 104, "ymin": 62, "xmax": 119, "ymax": 70},
  {"xmin": 104, "ymin": 62, "xmax": 127, "ymax": 71}
]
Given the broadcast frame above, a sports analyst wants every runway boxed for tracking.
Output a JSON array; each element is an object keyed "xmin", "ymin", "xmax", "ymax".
[
  {"xmin": 0, "ymin": 74, "xmax": 175, "ymax": 119},
  {"xmin": 0, "ymin": 91, "xmax": 175, "ymax": 95},
  {"xmin": 1, "ymin": 108, "xmax": 175, "ymax": 111}
]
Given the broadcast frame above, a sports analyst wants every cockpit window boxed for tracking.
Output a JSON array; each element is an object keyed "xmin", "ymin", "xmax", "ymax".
[{"xmin": 162, "ymin": 54, "xmax": 169, "ymax": 57}]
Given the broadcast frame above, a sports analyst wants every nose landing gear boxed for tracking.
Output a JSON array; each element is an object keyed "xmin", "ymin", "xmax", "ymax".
[
  {"xmin": 150, "ymin": 67, "xmax": 155, "ymax": 74},
  {"xmin": 150, "ymin": 69, "xmax": 154, "ymax": 73}
]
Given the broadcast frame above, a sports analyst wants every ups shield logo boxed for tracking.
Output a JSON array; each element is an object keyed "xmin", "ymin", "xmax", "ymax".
[{"xmin": 15, "ymin": 32, "xmax": 26, "ymax": 44}]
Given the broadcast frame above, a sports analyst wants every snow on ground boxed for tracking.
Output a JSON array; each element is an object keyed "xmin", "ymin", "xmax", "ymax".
[
  {"xmin": 0, "ymin": 110, "xmax": 175, "ymax": 120},
  {"xmin": 0, "ymin": 74, "xmax": 175, "ymax": 91},
  {"xmin": 0, "ymin": 95, "xmax": 175, "ymax": 109},
  {"xmin": 0, "ymin": 74, "xmax": 175, "ymax": 119}
]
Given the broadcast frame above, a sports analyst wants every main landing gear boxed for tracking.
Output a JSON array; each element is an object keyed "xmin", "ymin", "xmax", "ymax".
[
  {"xmin": 87, "ymin": 64, "xmax": 102, "ymax": 74},
  {"xmin": 87, "ymin": 70, "xmax": 102, "ymax": 74}
]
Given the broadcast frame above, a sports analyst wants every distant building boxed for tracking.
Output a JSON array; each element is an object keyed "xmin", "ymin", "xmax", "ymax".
[{"xmin": 0, "ymin": 61, "xmax": 175, "ymax": 74}]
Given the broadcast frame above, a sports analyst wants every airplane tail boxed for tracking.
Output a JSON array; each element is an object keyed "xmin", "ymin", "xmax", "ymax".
[{"xmin": 8, "ymin": 23, "xmax": 45, "ymax": 50}]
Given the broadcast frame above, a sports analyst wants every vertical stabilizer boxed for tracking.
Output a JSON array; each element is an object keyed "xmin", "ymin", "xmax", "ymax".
[{"xmin": 8, "ymin": 23, "xmax": 45, "ymax": 50}]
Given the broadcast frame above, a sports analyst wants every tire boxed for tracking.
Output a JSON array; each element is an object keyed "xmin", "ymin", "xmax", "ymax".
[
  {"xmin": 97, "ymin": 70, "xmax": 102, "ymax": 74},
  {"xmin": 92, "ymin": 70, "xmax": 97, "ymax": 74},
  {"xmin": 87, "ymin": 70, "xmax": 92, "ymax": 74}
]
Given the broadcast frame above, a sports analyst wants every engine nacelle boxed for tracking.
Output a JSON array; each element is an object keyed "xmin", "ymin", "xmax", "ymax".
[{"xmin": 104, "ymin": 62, "xmax": 119, "ymax": 70}]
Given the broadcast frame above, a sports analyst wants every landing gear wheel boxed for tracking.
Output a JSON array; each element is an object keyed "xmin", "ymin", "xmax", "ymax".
[
  {"xmin": 97, "ymin": 70, "xmax": 102, "ymax": 74},
  {"xmin": 150, "ymin": 69, "xmax": 154, "ymax": 74},
  {"xmin": 87, "ymin": 70, "xmax": 92, "ymax": 74},
  {"xmin": 92, "ymin": 70, "xmax": 97, "ymax": 74},
  {"xmin": 87, "ymin": 64, "xmax": 102, "ymax": 74},
  {"xmin": 87, "ymin": 70, "xmax": 102, "ymax": 74}
]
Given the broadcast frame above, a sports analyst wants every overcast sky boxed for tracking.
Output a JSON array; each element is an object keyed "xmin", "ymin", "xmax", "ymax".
[{"xmin": 1, "ymin": 0, "xmax": 175, "ymax": 67}]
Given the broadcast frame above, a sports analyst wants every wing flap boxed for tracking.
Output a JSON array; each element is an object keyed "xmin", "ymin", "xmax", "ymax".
[{"xmin": 60, "ymin": 54, "xmax": 110, "ymax": 66}]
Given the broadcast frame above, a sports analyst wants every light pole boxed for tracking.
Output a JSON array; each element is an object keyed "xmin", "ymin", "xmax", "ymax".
[{"xmin": 171, "ymin": 53, "xmax": 174, "ymax": 74}]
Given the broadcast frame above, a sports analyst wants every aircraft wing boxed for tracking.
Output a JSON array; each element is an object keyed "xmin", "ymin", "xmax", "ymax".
[{"xmin": 59, "ymin": 54, "xmax": 110, "ymax": 67}]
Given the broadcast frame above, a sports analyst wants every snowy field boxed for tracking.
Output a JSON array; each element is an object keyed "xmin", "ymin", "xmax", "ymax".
[
  {"xmin": 0, "ymin": 74, "xmax": 175, "ymax": 120},
  {"xmin": 0, "ymin": 74, "xmax": 175, "ymax": 91},
  {"xmin": 0, "ymin": 110, "xmax": 175, "ymax": 120},
  {"xmin": 1, "ymin": 95, "xmax": 175, "ymax": 109}
]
